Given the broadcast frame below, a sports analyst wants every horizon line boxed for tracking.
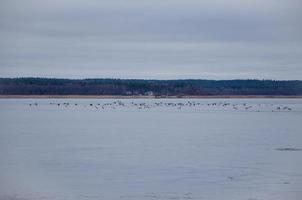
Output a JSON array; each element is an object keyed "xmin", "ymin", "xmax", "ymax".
[{"xmin": 1, "ymin": 77, "xmax": 302, "ymax": 82}]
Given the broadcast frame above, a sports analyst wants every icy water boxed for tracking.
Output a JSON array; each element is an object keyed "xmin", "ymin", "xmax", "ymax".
[{"xmin": 0, "ymin": 98, "xmax": 302, "ymax": 200}]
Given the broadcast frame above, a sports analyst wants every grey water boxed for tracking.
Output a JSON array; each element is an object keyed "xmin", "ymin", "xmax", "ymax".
[{"xmin": 0, "ymin": 99, "xmax": 302, "ymax": 200}]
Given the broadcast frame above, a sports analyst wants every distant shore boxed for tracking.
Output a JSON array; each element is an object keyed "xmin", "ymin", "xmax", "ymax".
[{"xmin": 1, "ymin": 95, "xmax": 302, "ymax": 99}]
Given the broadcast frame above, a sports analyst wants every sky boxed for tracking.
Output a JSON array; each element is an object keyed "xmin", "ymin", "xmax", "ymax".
[{"xmin": 0, "ymin": 0, "xmax": 301, "ymax": 80}]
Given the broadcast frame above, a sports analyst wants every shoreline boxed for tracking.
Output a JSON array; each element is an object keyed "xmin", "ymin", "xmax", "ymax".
[{"xmin": 1, "ymin": 95, "xmax": 302, "ymax": 99}]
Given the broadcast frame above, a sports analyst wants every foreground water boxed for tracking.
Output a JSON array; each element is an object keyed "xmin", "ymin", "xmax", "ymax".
[{"xmin": 0, "ymin": 99, "xmax": 302, "ymax": 200}]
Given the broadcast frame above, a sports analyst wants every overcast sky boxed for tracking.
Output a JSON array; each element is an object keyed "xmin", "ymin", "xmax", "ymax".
[{"xmin": 0, "ymin": 0, "xmax": 301, "ymax": 79}]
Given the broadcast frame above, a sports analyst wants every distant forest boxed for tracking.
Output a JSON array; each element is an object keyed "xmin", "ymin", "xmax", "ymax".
[{"xmin": 0, "ymin": 78, "xmax": 302, "ymax": 96}]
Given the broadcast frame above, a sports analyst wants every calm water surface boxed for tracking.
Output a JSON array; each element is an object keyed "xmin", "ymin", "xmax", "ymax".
[{"xmin": 0, "ymin": 99, "xmax": 302, "ymax": 200}]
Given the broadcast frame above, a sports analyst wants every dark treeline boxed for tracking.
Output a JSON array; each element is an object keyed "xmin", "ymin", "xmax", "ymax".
[{"xmin": 0, "ymin": 78, "xmax": 302, "ymax": 96}]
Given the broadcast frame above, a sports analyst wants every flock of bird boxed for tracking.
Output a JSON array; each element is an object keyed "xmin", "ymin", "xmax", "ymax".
[{"xmin": 29, "ymin": 100, "xmax": 294, "ymax": 112}]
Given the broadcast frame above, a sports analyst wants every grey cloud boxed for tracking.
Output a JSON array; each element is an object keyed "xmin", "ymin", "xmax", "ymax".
[{"xmin": 0, "ymin": 0, "xmax": 301, "ymax": 79}]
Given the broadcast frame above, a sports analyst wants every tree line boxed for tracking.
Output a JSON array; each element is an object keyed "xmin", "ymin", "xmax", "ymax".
[{"xmin": 0, "ymin": 78, "xmax": 301, "ymax": 96}]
